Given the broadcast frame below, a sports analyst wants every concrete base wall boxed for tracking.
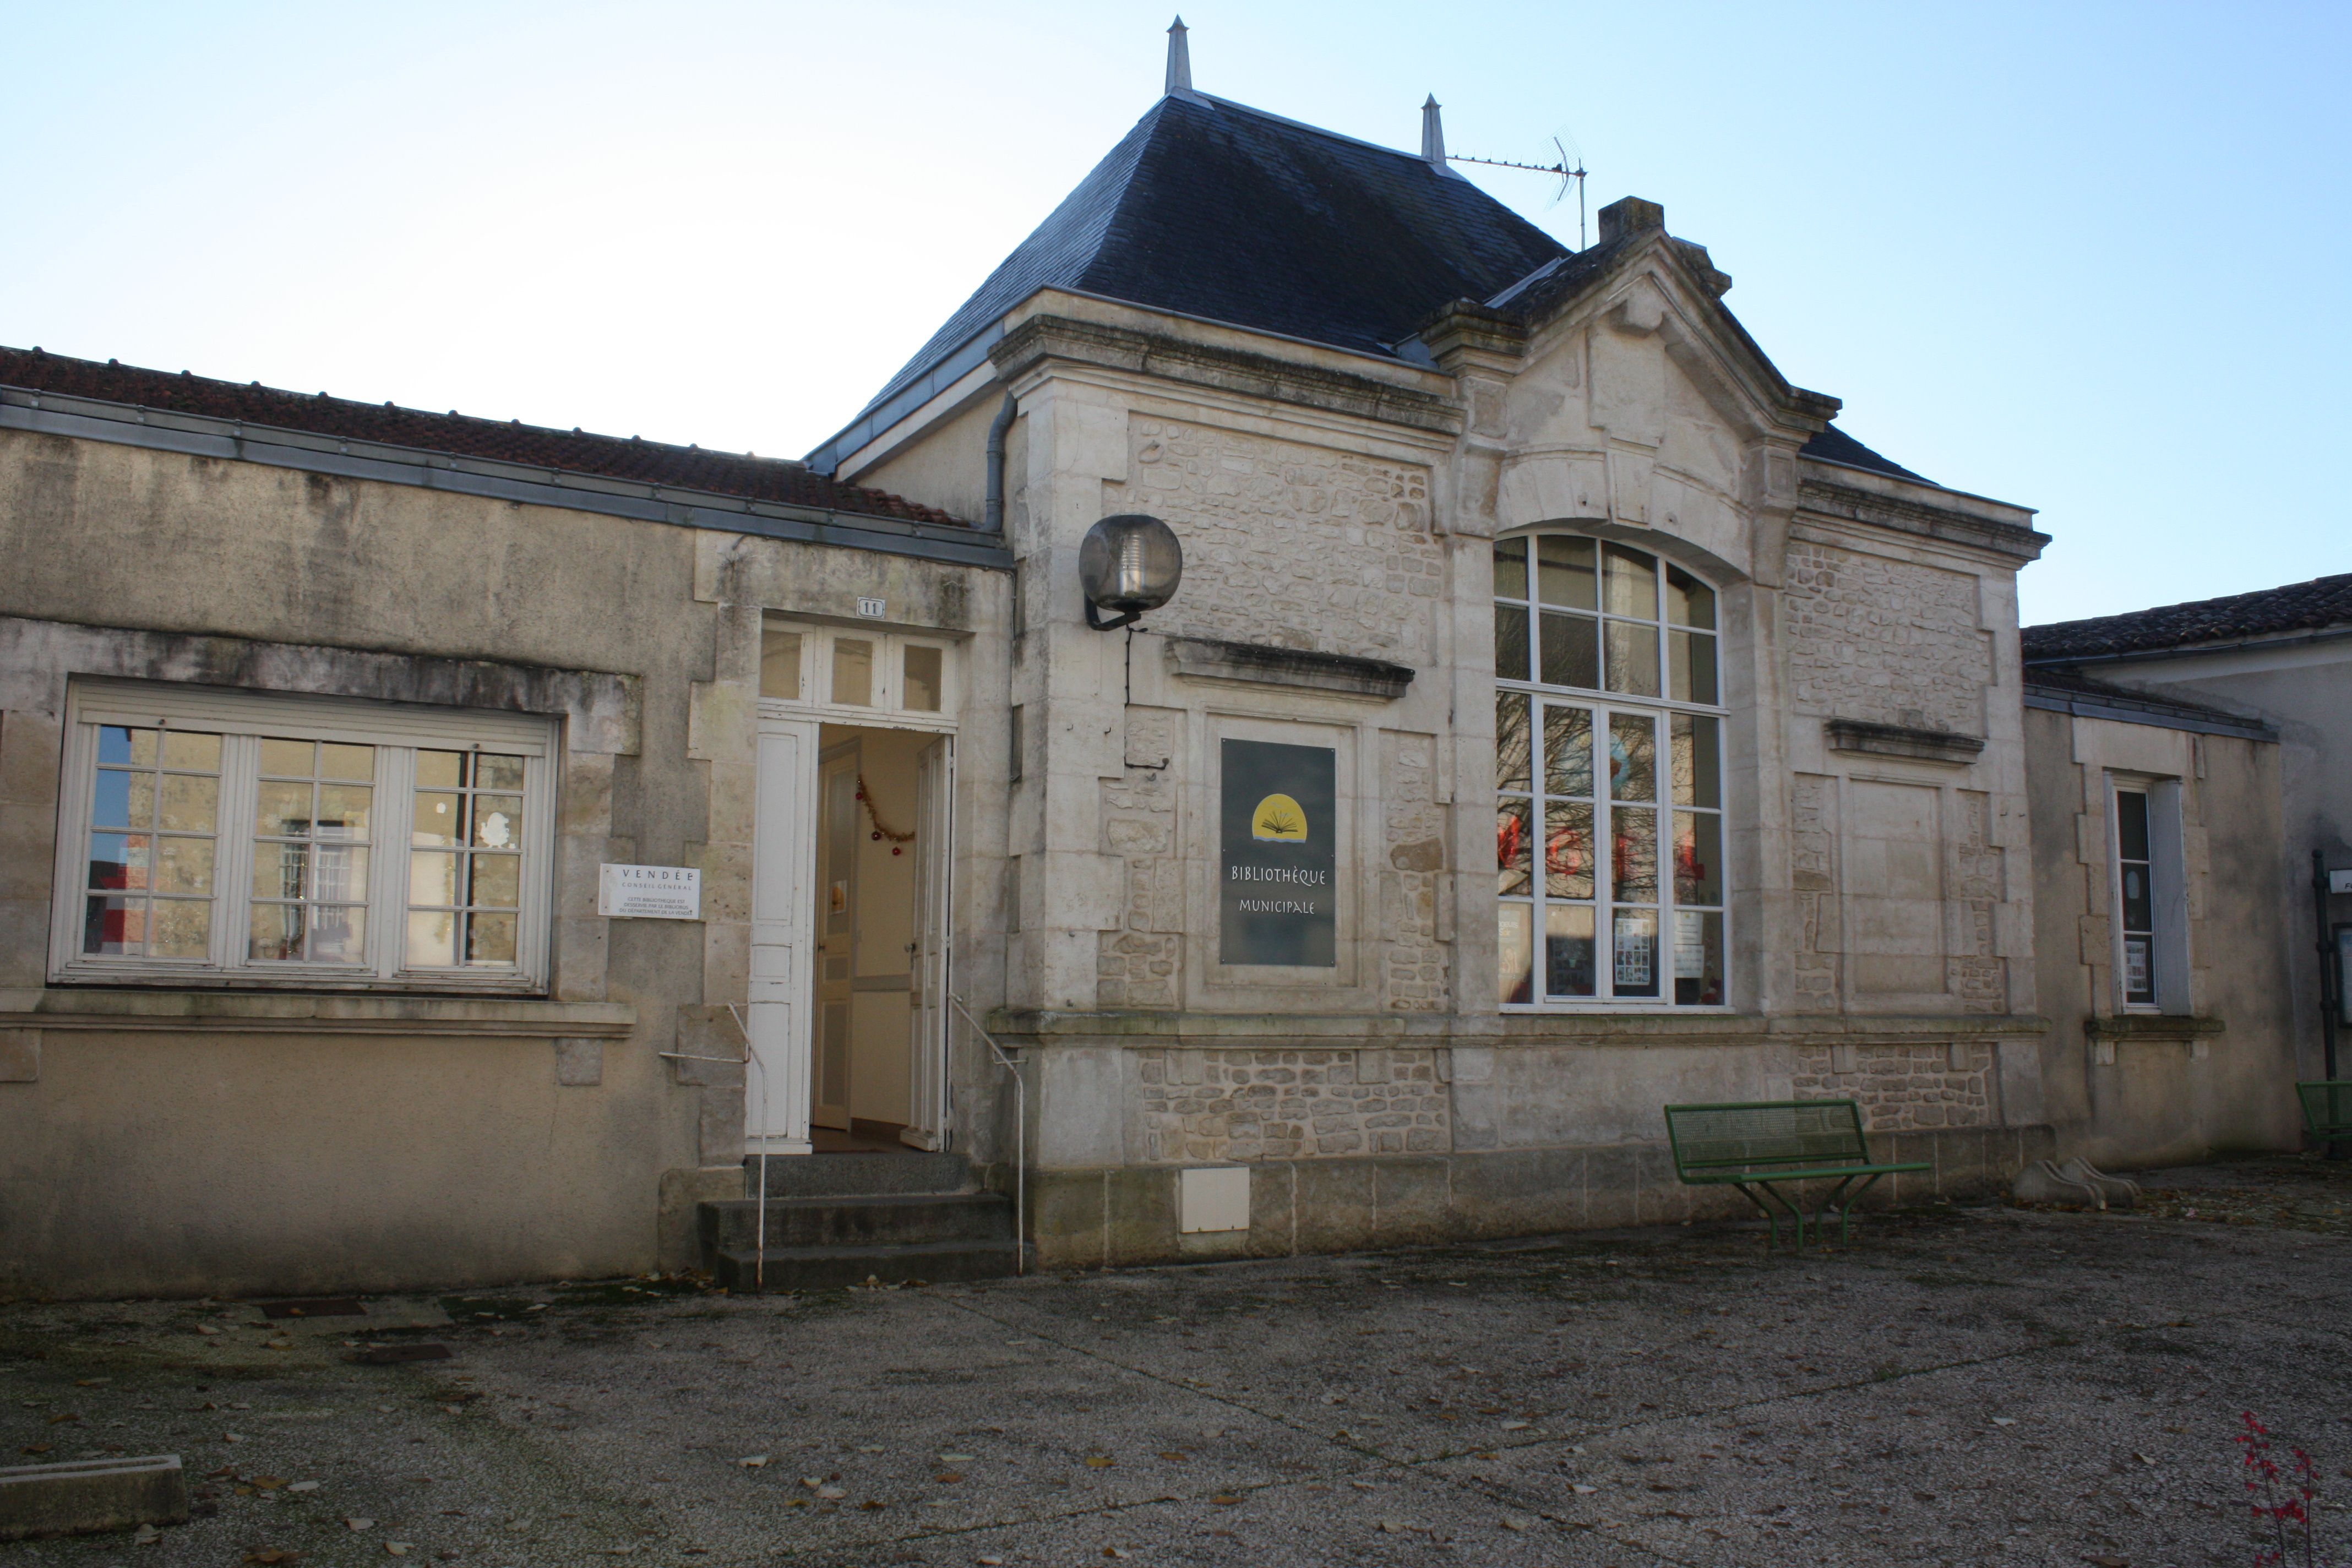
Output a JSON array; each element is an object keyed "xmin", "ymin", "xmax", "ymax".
[{"xmin": 1023, "ymin": 1125, "xmax": 2054, "ymax": 1270}]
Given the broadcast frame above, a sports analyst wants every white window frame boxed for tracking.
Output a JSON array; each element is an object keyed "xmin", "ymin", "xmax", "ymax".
[
  {"xmin": 2105, "ymin": 771, "xmax": 2188, "ymax": 1015},
  {"xmin": 1494, "ymin": 530, "xmax": 1730, "ymax": 1011},
  {"xmin": 48, "ymin": 679, "xmax": 558, "ymax": 992},
  {"xmin": 758, "ymin": 618, "xmax": 960, "ymax": 733}
]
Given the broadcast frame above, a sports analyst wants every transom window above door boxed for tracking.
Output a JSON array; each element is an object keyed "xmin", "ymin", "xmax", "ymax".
[
  {"xmin": 1494, "ymin": 533, "xmax": 1727, "ymax": 1010},
  {"xmin": 760, "ymin": 619, "xmax": 957, "ymax": 726}
]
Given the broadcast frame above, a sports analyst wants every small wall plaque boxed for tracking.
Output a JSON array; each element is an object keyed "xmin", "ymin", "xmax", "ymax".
[
  {"xmin": 856, "ymin": 597, "xmax": 886, "ymax": 619},
  {"xmin": 598, "ymin": 864, "xmax": 703, "ymax": 919}
]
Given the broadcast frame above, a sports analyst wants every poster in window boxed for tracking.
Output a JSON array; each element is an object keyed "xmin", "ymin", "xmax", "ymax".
[{"xmin": 1219, "ymin": 739, "xmax": 1336, "ymax": 967}]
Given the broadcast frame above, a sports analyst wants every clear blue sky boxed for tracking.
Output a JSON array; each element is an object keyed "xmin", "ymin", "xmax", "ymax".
[{"xmin": 9, "ymin": 2, "xmax": 2346, "ymax": 624}]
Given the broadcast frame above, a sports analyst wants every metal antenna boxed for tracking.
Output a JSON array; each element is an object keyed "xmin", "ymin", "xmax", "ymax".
[{"xmin": 1449, "ymin": 139, "xmax": 1589, "ymax": 248}]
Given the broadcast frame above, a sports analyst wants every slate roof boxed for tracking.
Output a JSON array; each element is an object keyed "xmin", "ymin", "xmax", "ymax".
[
  {"xmin": 1800, "ymin": 423, "xmax": 1934, "ymax": 486},
  {"xmin": 2024, "ymin": 571, "xmax": 2352, "ymax": 662},
  {"xmin": 847, "ymin": 92, "xmax": 1569, "ymax": 424},
  {"xmin": 2021, "ymin": 667, "xmax": 2277, "ymax": 740},
  {"xmin": 0, "ymin": 345, "xmax": 967, "ymax": 527}
]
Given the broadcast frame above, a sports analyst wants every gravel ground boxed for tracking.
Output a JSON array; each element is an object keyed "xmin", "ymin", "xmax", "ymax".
[{"xmin": 4, "ymin": 1153, "xmax": 2349, "ymax": 1567}]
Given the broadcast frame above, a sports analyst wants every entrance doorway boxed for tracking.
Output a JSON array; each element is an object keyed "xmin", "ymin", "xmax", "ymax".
[{"xmin": 745, "ymin": 620, "xmax": 956, "ymax": 1158}]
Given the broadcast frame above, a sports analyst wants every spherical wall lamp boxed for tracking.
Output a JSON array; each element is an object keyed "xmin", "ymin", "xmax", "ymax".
[{"xmin": 1078, "ymin": 513, "xmax": 1183, "ymax": 631}]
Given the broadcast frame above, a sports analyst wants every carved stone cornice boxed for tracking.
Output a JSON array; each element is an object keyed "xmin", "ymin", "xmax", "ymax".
[
  {"xmin": 1825, "ymin": 718, "xmax": 1987, "ymax": 765},
  {"xmin": 1798, "ymin": 475, "xmax": 2050, "ymax": 565}
]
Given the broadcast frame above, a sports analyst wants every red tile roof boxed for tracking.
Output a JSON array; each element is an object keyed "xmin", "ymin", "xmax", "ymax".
[{"xmin": 1, "ymin": 346, "xmax": 968, "ymax": 529}]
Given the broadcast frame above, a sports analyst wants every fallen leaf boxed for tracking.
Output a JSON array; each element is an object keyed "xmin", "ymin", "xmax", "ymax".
[
  {"xmin": 1501, "ymin": 1419, "xmax": 1531, "ymax": 1431},
  {"xmin": 19, "ymin": 1445, "xmax": 51, "ymax": 1456},
  {"xmin": 385, "ymin": 1545, "xmax": 412, "ymax": 1558},
  {"xmin": 132, "ymin": 1523, "xmax": 161, "ymax": 1545},
  {"xmin": 817, "ymin": 1485, "xmax": 846, "ymax": 1500},
  {"xmin": 2133, "ymin": 1453, "xmax": 2156, "ymax": 1466},
  {"xmin": 346, "ymin": 1519, "xmax": 375, "ymax": 1531},
  {"xmin": 939, "ymin": 1453, "xmax": 976, "ymax": 1463},
  {"xmin": 196, "ymin": 1324, "xmax": 222, "ymax": 1335},
  {"xmin": 978, "ymin": 1558, "xmax": 1006, "ymax": 1566},
  {"xmin": 1571, "ymin": 1484, "xmax": 1598, "ymax": 1495},
  {"xmin": 1104, "ymin": 1549, "xmax": 1132, "ymax": 1560},
  {"xmin": 74, "ymin": 1378, "xmax": 111, "ymax": 1387},
  {"xmin": 1991, "ymin": 1417, "xmax": 2017, "ymax": 1427},
  {"xmin": 857, "ymin": 1499, "xmax": 885, "ymax": 1511},
  {"xmin": 736, "ymin": 1455, "xmax": 770, "ymax": 1469},
  {"xmin": 288, "ymin": 1480, "xmax": 320, "ymax": 1493},
  {"xmin": 856, "ymin": 1445, "xmax": 884, "ymax": 1453},
  {"xmin": 935, "ymin": 1473, "xmax": 963, "ymax": 1484},
  {"xmin": 46, "ymin": 1412, "xmax": 80, "ymax": 1425},
  {"xmin": 1211, "ymin": 1494, "xmax": 1243, "ymax": 1505},
  {"xmin": 1158, "ymin": 1451, "xmax": 1188, "ymax": 1462},
  {"xmin": 1378, "ymin": 1520, "xmax": 1406, "ymax": 1534},
  {"xmin": 245, "ymin": 1553, "xmax": 303, "ymax": 1566},
  {"xmin": 1085, "ymin": 1456, "xmax": 1115, "ymax": 1468},
  {"xmin": 1500, "ymin": 1515, "xmax": 1533, "ymax": 1532},
  {"xmin": 2081, "ymin": 1557, "xmax": 2130, "ymax": 1568},
  {"xmin": 224, "ymin": 1433, "xmax": 244, "ymax": 1443},
  {"xmin": 254, "ymin": 1476, "xmax": 287, "ymax": 1490}
]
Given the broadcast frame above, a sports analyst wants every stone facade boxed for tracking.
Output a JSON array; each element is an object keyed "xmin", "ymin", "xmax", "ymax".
[
  {"xmin": 1135, "ymin": 1047, "xmax": 1447, "ymax": 1161},
  {"xmin": 1784, "ymin": 538, "xmax": 1993, "ymax": 736},
  {"xmin": 1788, "ymin": 1042, "xmax": 1995, "ymax": 1130}
]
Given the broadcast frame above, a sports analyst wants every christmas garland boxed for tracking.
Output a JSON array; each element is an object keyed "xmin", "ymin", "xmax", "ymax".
[{"xmin": 856, "ymin": 774, "xmax": 916, "ymax": 855}]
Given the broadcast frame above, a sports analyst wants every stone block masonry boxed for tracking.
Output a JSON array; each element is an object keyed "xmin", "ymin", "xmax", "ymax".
[
  {"xmin": 1136, "ymin": 1048, "xmax": 1449, "ymax": 1161},
  {"xmin": 1790, "ymin": 1042, "xmax": 1995, "ymax": 1130},
  {"xmin": 1784, "ymin": 540, "xmax": 1991, "ymax": 736}
]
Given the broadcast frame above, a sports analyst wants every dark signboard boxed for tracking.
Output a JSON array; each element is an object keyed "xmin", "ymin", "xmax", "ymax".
[{"xmin": 1219, "ymin": 739, "xmax": 1337, "ymax": 967}]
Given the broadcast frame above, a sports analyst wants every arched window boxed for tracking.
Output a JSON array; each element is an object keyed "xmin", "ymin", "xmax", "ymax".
[{"xmin": 1494, "ymin": 533, "xmax": 1726, "ymax": 1008}]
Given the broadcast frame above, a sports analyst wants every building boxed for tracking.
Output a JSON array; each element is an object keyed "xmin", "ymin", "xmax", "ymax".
[
  {"xmin": 0, "ymin": 28, "xmax": 2306, "ymax": 1299},
  {"xmin": 2026, "ymin": 574, "xmax": 2352, "ymax": 1135}
]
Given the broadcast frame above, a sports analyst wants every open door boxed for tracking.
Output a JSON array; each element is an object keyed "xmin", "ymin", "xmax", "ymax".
[
  {"xmin": 748, "ymin": 718, "xmax": 819, "ymax": 1154},
  {"xmin": 902, "ymin": 735, "xmax": 954, "ymax": 1150},
  {"xmin": 810, "ymin": 744, "xmax": 860, "ymax": 1132}
]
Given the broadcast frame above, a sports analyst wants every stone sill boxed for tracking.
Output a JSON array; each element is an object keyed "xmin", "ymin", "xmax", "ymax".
[
  {"xmin": 2084, "ymin": 1014, "xmax": 2226, "ymax": 1042},
  {"xmin": 1164, "ymin": 637, "xmax": 1415, "ymax": 702},
  {"xmin": 989, "ymin": 1008, "xmax": 2050, "ymax": 1048},
  {"xmin": 1825, "ymin": 718, "xmax": 1986, "ymax": 765},
  {"xmin": 0, "ymin": 988, "xmax": 636, "ymax": 1039}
]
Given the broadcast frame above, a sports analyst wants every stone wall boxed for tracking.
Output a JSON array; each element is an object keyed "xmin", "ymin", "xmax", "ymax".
[
  {"xmin": 1784, "ymin": 539, "xmax": 1991, "ymax": 735},
  {"xmin": 1109, "ymin": 418, "xmax": 1440, "ymax": 663},
  {"xmin": 1379, "ymin": 730, "xmax": 1450, "ymax": 1011},
  {"xmin": 1135, "ymin": 1047, "xmax": 1448, "ymax": 1162},
  {"xmin": 1096, "ymin": 756, "xmax": 1182, "ymax": 1009},
  {"xmin": 1789, "ymin": 1042, "xmax": 1995, "ymax": 1130}
]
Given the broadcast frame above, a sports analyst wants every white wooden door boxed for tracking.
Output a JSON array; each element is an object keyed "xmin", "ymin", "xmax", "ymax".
[
  {"xmin": 810, "ymin": 745, "xmax": 861, "ymax": 1132},
  {"xmin": 902, "ymin": 736, "xmax": 955, "ymax": 1151},
  {"xmin": 748, "ymin": 718, "xmax": 820, "ymax": 1155}
]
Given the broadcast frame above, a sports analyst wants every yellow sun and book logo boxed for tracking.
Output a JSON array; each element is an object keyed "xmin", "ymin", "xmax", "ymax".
[{"xmin": 1251, "ymin": 793, "xmax": 1309, "ymax": 841}]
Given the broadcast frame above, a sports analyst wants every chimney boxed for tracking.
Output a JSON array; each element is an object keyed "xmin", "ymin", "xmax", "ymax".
[
  {"xmin": 1598, "ymin": 196, "xmax": 1665, "ymax": 244},
  {"xmin": 1420, "ymin": 95, "xmax": 1447, "ymax": 168},
  {"xmin": 1166, "ymin": 17, "xmax": 1193, "ymax": 96}
]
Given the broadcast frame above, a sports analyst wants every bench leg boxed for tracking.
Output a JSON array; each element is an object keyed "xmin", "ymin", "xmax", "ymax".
[
  {"xmin": 1812, "ymin": 1172, "xmax": 1886, "ymax": 1244},
  {"xmin": 1732, "ymin": 1182, "xmax": 1789, "ymax": 1251}
]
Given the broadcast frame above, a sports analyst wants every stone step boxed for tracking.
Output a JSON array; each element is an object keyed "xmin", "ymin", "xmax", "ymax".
[
  {"xmin": 711, "ymin": 1239, "xmax": 1024, "ymax": 1293},
  {"xmin": 701, "ymin": 1192, "xmax": 1014, "ymax": 1251},
  {"xmin": 745, "ymin": 1151, "xmax": 972, "ymax": 1199}
]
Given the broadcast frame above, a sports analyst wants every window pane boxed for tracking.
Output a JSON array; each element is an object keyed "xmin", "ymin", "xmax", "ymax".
[
  {"xmin": 831, "ymin": 638, "xmax": 874, "ymax": 705},
  {"xmin": 2116, "ymin": 791, "xmax": 2150, "ymax": 862},
  {"xmin": 760, "ymin": 628, "xmax": 803, "ymax": 700},
  {"xmin": 1665, "ymin": 564, "xmax": 1716, "ymax": 629},
  {"xmin": 1544, "ymin": 903, "xmax": 1597, "ymax": 998},
  {"xmin": 255, "ymin": 780, "xmax": 313, "ymax": 837},
  {"xmin": 1545, "ymin": 801, "xmax": 1595, "ymax": 899},
  {"xmin": 1608, "ymin": 715, "xmax": 1656, "ymax": 802},
  {"xmin": 1539, "ymin": 612, "xmax": 1600, "ymax": 690},
  {"xmin": 92, "ymin": 770, "xmax": 148, "ymax": 830},
  {"xmin": 467, "ymin": 912, "xmax": 518, "ymax": 965},
  {"xmin": 314, "ymin": 785, "xmax": 372, "ymax": 839},
  {"xmin": 313, "ymin": 845, "xmax": 369, "ymax": 903},
  {"xmin": 410, "ymin": 851, "xmax": 460, "ymax": 906},
  {"xmin": 1496, "ymin": 693, "xmax": 1531, "ymax": 791},
  {"xmin": 1543, "ymin": 706, "xmax": 1593, "ymax": 797},
  {"xmin": 413, "ymin": 792, "xmax": 461, "ymax": 846},
  {"xmin": 1611, "ymin": 807, "xmax": 1658, "ymax": 901},
  {"xmin": 1493, "ymin": 538, "xmax": 1527, "ymax": 600},
  {"xmin": 308, "ymin": 905, "xmax": 367, "ymax": 965},
  {"xmin": 1536, "ymin": 536, "xmax": 1597, "ymax": 609},
  {"xmin": 1673, "ymin": 911, "xmax": 1724, "ymax": 1005},
  {"xmin": 476, "ymin": 754, "xmax": 526, "ymax": 792},
  {"xmin": 472, "ymin": 853, "xmax": 522, "ymax": 909},
  {"xmin": 416, "ymin": 750, "xmax": 464, "ymax": 790},
  {"xmin": 255, "ymin": 841, "xmax": 309, "ymax": 901},
  {"xmin": 259, "ymin": 738, "xmax": 313, "ymax": 777},
  {"xmin": 1603, "ymin": 543, "xmax": 1658, "ymax": 619},
  {"xmin": 1671, "ymin": 715, "xmax": 1721, "ymax": 808},
  {"xmin": 162, "ymin": 731, "xmax": 222, "ymax": 771},
  {"xmin": 1604, "ymin": 620, "xmax": 1661, "ymax": 696},
  {"xmin": 250, "ymin": 902, "xmax": 305, "ymax": 961},
  {"xmin": 1673, "ymin": 810, "xmax": 1722, "ymax": 907},
  {"xmin": 1611, "ymin": 909, "xmax": 1660, "ymax": 998},
  {"xmin": 473, "ymin": 796, "xmax": 522, "ymax": 850},
  {"xmin": 99, "ymin": 726, "xmax": 155, "ymax": 766},
  {"xmin": 313, "ymin": 743, "xmax": 371, "ymax": 782},
  {"xmin": 2124, "ymin": 936, "xmax": 2153, "ymax": 1004},
  {"xmin": 150, "ymin": 899, "xmax": 210, "ymax": 959},
  {"xmin": 407, "ymin": 909, "xmax": 459, "ymax": 968},
  {"xmin": 89, "ymin": 833, "xmax": 143, "ymax": 891},
  {"xmin": 159, "ymin": 774, "xmax": 219, "ymax": 833},
  {"xmin": 1668, "ymin": 630, "xmax": 1718, "ymax": 704},
  {"xmin": 1494, "ymin": 604, "xmax": 1529, "ymax": 682},
  {"xmin": 1498, "ymin": 903, "xmax": 1533, "ymax": 1005},
  {"xmin": 1496, "ymin": 799, "xmax": 1532, "ymax": 895},
  {"xmin": 84, "ymin": 895, "xmax": 141, "ymax": 955},
  {"xmin": 155, "ymin": 837, "xmax": 214, "ymax": 896},
  {"xmin": 2120, "ymin": 862, "xmax": 2154, "ymax": 934},
  {"xmin": 903, "ymin": 645, "xmax": 943, "ymax": 712}
]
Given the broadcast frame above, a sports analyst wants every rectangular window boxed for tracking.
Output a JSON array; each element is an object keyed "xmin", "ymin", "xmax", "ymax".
[
  {"xmin": 2109, "ymin": 776, "xmax": 2187, "ymax": 1012},
  {"xmin": 53, "ymin": 680, "xmax": 556, "ymax": 990},
  {"xmin": 756, "ymin": 623, "xmax": 957, "ymax": 721}
]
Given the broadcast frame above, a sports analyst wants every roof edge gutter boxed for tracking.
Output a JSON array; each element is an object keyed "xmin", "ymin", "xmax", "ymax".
[{"xmin": 2025, "ymin": 624, "xmax": 2352, "ymax": 669}]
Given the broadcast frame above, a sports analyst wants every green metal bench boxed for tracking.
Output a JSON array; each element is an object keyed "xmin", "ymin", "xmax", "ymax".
[
  {"xmin": 2296, "ymin": 1081, "xmax": 2352, "ymax": 1143},
  {"xmin": 1664, "ymin": 1099, "xmax": 1930, "ymax": 1250}
]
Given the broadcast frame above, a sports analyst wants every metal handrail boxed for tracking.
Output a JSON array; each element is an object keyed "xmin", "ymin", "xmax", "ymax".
[
  {"xmin": 657, "ymin": 1006, "xmax": 771, "ymax": 1292},
  {"xmin": 946, "ymin": 992, "xmax": 1024, "ymax": 1275}
]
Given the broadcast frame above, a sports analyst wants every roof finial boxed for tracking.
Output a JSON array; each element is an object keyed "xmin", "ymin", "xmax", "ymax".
[
  {"xmin": 1421, "ymin": 94, "xmax": 1447, "ymax": 167},
  {"xmin": 1166, "ymin": 17, "xmax": 1193, "ymax": 96}
]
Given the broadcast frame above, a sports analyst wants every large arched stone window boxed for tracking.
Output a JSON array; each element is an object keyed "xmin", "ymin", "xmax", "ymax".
[{"xmin": 1494, "ymin": 533, "xmax": 1726, "ymax": 1008}]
